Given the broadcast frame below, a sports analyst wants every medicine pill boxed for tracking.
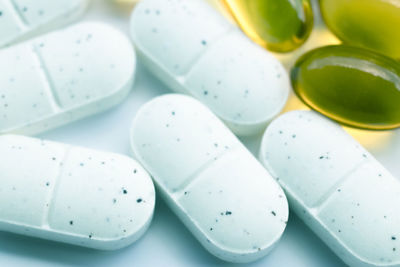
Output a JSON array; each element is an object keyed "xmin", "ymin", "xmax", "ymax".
[
  {"xmin": 0, "ymin": 0, "xmax": 88, "ymax": 47},
  {"xmin": 0, "ymin": 135, "xmax": 155, "ymax": 250},
  {"xmin": 0, "ymin": 22, "xmax": 136, "ymax": 135},
  {"xmin": 320, "ymin": 0, "xmax": 400, "ymax": 59},
  {"xmin": 260, "ymin": 110, "xmax": 400, "ymax": 267},
  {"xmin": 131, "ymin": 94, "xmax": 289, "ymax": 263},
  {"xmin": 291, "ymin": 45, "xmax": 400, "ymax": 130},
  {"xmin": 130, "ymin": 0, "xmax": 290, "ymax": 136},
  {"xmin": 223, "ymin": 0, "xmax": 313, "ymax": 52}
]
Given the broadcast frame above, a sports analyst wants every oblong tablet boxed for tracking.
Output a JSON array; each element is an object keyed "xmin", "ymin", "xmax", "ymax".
[
  {"xmin": 0, "ymin": 0, "xmax": 88, "ymax": 47},
  {"xmin": 0, "ymin": 22, "xmax": 136, "ymax": 135},
  {"xmin": 130, "ymin": 0, "xmax": 290, "ymax": 136},
  {"xmin": 260, "ymin": 110, "xmax": 400, "ymax": 267},
  {"xmin": 131, "ymin": 94, "xmax": 288, "ymax": 263},
  {"xmin": 0, "ymin": 135, "xmax": 155, "ymax": 250}
]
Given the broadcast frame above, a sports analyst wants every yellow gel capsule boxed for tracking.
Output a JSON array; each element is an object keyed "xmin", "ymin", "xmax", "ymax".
[
  {"xmin": 291, "ymin": 45, "xmax": 400, "ymax": 130},
  {"xmin": 223, "ymin": 0, "xmax": 314, "ymax": 52},
  {"xmin": 112, "ymin": 0, "xmax": 139, "ymax": 7},
  {"xmin": 320, "ymin": 0, "xmax": 400, "ymax": 60}
]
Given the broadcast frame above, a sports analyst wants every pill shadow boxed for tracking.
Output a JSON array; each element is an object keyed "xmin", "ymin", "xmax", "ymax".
[
  {"xmin": 275, "ymin": 213, "xmax": 347, "ymax": 267},
  {"xmin": 0, "ymin": 197, "xmax": 224, "ymax": 266},
  {"xmin": 379, "ymin": 129, "xmax": 400, "ymax": 179},
  {"xmin": 0, "ymin": 189, "xmax": 346, "ymax": 267},
  {"xmin": 0, "ymin": 231, "xmax": 132, "ymax": 266}
]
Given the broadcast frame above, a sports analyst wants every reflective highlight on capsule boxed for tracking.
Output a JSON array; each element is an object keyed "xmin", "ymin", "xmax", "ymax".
[
  {"xmin": 291, "ymin": 45, "xmax": 400, "ymax": 130},
  {"xmin": 320, "ymin": 0, "xmax": 400, "ymax": 59},
  {"xmin": 223, "ymin": 0, "xmax": 313, "ymax": 52}
]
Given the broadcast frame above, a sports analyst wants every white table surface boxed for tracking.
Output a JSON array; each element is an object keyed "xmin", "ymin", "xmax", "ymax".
[{"xmin": 1, "ymin": 0, "xmax": 399, "ymax": 266}]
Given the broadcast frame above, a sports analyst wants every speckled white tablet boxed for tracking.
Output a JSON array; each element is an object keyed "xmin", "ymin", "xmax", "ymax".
[
  {"xmin": 130, "ymin": 0, "xmax": 290, "ymax": 136},
  {"xmin": 0, "ymin": 135, "xmax": 155, "ymax": 250},
  {"xmin": 0, "ymin": 22, "xmax": 136, "ymax": 135},
  {"xmin": 260, "ymin": 110, "xmax": 400, "ymax": 267},
  {"xmin": 130, "ymin": 94, "xmax": 288, "ymax": 263},
  {"xmin": 0, "ymin": 0, "xmax": 88, "ymax": 47}
]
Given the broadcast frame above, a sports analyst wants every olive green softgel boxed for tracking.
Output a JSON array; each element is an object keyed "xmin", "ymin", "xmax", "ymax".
[
  {"xmin": 320, "ymin": 0, "xmax": 400, "ymax": 60},
  {"xmin": 291, "ymin": 45, "xmax": 400, "ymax": 130},
  {"xmin": 223, "ymin": 0, "xmax": 313, "ymax": 52}
]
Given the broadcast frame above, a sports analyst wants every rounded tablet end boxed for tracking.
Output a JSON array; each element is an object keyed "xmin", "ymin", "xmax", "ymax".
[
  {"xmin": 48, "ymin": 153, "xmax": 156, "ymax": 251},
  {"xmin": 89, "ymin": 160, "xmax": 156, "ymax": 251},
  {"xmin": 198, "ymin": 195, "xmax": 288, "ymax": 263}
]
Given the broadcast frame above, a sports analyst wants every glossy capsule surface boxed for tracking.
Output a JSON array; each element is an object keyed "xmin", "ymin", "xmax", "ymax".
[
  {"xmin": 223, "ymin": 0, "xmax": 313, "ymax": 52},
  {"xmin": 320, "ymin": 0, "xmax": 400, "ymax": 59},
  {"xmin": 291, "ymin": 45, "xmax": 400, "ymax": 130}
]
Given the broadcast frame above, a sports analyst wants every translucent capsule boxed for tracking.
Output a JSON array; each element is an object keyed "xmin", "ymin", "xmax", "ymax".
[
  {"xmin": 320, "ymin": 0, "xmax": 400, "ymax": 60},
  {"xmin": 223, "ymin": 0, "xmax": 313, "ymax": 52},
  {"xmin": 291, "ymin": 45, "xmax": 400, "ymax": 130},
  {"xmin": 111, "ymin": 0, "xmax": 139, "ymax": 7}
]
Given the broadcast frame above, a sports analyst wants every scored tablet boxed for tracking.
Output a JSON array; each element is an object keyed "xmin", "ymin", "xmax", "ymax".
[
  {"xmin": 260, "ymin": 110, "xmax": 400, "ymax": 267},
  {"xmin": 130, "ymin": 0, "xmax": 290, "ymax": 136},
  {"xmin": 0, "ymin": 0, "xmax": 88, "ymax": 47},
  {"xmin": 131, "ymin": 94, "xmax": 289, "ymax": 263},
  {"xmin": 0, "ymin": 22, "xmax": 136, "ymax": 135},
  {"xmin": 0, "ymin": 135, "xmax": 155, "ymax": 250}
]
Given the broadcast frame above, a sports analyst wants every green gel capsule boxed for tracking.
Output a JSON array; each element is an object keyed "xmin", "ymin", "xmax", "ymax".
[
  {"xmin": 223, "ymin": 0, "xmax": 314, "ymax": 53},
  {"xmin": 291, "ymin": 45, "xmax": 400, "ymax": 130},
  {"xmin": 320, "ymin": 0, "xmax": 400, "ymax": 60}
]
